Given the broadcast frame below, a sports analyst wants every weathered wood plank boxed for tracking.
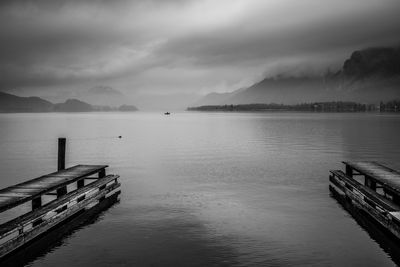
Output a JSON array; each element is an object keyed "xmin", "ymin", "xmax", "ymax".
[
  {"xmin": 330, "ymin": 167, "xmax": 400, "ymax": 241},
  {"xmin": 0, "ymin": 179, "xmax": 120, "ymax": 258},
  {"xmin": 342, "ymin": 161, "xmax": 400, "ymax": 195},
  {"xmin": 0, "ymin": 175, "xmax": 119, "ymax": 238},
  {"xmin": 330, "ymin": 170, "xmax": 400, "ymax": 212},
  {"xmin": 0, "ymin": 165, "xmax": 108, "ymax": 213},
  {"xmin": 0, "ymin": 197, "xmax": 25, "ymax": 210},
  {"xmin": 2, "ymin": 188, "xmax": 43, "ymax": 194}
]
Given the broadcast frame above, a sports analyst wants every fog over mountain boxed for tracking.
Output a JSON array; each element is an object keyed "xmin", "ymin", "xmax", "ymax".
[
  {"xmin": 194, "ymin": 46, "xmax": 400, "ymax": 106},
  {"xmin": 80, "ymin": 86, "xmax": 125, "ymax": 107},
  {"xmin": 0, "ymin": 0, "xmax": 400, "ymax": 109}
]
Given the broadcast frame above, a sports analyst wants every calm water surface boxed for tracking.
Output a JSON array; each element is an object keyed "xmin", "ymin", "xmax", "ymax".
[{"xmin": 0, "ymin": 112, "xmax": 400, "ymax": 266}]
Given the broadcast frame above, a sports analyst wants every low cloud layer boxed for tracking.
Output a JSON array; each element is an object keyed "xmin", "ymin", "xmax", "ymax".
[{"xmin": 1, "ymin": 0, "xmax": 400, "ymax": 98}]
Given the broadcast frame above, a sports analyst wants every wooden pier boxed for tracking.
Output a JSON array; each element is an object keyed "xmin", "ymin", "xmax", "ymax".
[
  {"xmin": 0, "ymin": 138, "xmax": 121, "ymax": 259},
  {"xmin": 330, "ymin": 161, "xmax": 400, "ymax": 239}
]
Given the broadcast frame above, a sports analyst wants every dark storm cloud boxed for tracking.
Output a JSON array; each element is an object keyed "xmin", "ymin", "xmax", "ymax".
[
  {"xmin": 0, "ymin": 0, "xmax": 400, "ymax": 94},
  {"xmin": 157, "ymin": 1, "xmax": 400, "ymax": 67},
  {"xmin": 0, "ymin": 0, "xmax": 188, "ymax": 89}
]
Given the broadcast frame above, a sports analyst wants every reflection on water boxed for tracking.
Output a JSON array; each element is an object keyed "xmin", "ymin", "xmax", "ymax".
[{"xmin": 0, "ymin": 112, "xmax": 400, "ymax": 266}]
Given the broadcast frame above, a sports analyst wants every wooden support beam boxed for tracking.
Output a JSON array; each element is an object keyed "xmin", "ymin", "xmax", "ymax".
[
  {"xmin": 32, "ymin": 197, "xmax": 42, "ymax": 210},
  {"xmin": 394, "ymin": 195, "xmax": 400, "ymax": 206},
  {"xmin": 98, "ymin": 169, "xmax": 106, "ymax": 178},
  {"xmin": 84, "ymin": 177, "xmax": 99, "ymax": 180},
  {"xmin": 58, "ymin": 138, "xmax": 66, "ymax": 171},
  {"xmin": 77, "ymin": 179, "xmax": 85, "ymax": 189},
  {"xmin": 56, "ymin": 186, "xmax": 67, "ymax": 198},
  {"xmin": 365, "ymin": 176, "xmax": 377, "ymax": 191},
  {"xmin": 345, "ymin": 165, "xmax": 353, "ymax": 177}
]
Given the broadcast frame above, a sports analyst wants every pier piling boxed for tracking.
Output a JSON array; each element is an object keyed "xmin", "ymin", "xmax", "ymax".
[{"xmin": 58, "ymin": 138, "xmax": 66, "ymax": 171}]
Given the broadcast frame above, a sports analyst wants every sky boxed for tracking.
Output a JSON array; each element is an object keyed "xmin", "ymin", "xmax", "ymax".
[{"xmin": 1, "ymin": 0, "xmax": 400, "ymax": 107}]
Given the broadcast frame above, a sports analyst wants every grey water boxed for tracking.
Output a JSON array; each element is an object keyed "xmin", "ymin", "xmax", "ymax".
[{"xmin": 1, "ymin": 112, "xmax": 400, "ymax": 266}]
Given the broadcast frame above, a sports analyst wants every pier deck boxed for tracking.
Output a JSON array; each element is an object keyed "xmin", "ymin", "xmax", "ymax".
[
  {"xmin": 343, "ymin": 161, "xmax": 400, "ymax": 195},
  {"xmin": 330, "ymin": 161, "xmax": 400, "ymax": 240},
  {"xmin": 0, "ymin": 164, "xmax": 120, "ymax": 259},
  {"xmin": 0, "ymin": 174, "xmax": 118, "ymax": 238},
  {"xmin": 0, "ymin": 165, "xmax": 107, "ymax": 213},
  {"xmin": 330, "ymin": 170, "xmax": 400, "ymax": 212}
]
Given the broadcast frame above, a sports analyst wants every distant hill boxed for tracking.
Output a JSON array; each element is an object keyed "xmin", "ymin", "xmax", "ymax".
[
  {"xmin": 0, "ymin": 91, "xmax": 138, "ymax": 113},
  {"xmin": 188, "ymin": 102, "xmax": 377, "ymax": 112},
  {"xmin": 80, "ymin": 86, "xmax": 127, "ymax": 106},
  {"xmin": 118, "ymin": 104, "xmax": 138, "ymax": 111},
  {"xmin": 195, "ymin": 46, "xmax": 400, "ymax": 106},
  {"xmin": 54, "ymin": 99, "xmax": 93, "ymax": 112},
  {"xmin": 0, "ymin": 91, "xmax": 53, "ymax": 112}
]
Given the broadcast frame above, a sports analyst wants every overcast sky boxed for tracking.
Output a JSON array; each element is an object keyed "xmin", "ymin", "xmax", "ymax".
[{"xmin": 1, "ymin": 0, "xmax": 400, "ymax": 99}]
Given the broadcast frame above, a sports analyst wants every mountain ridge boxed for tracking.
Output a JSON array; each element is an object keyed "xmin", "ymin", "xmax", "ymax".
[
  {"xmin": 194, "ymin": 46, "xmax": 400, "ymax": 106},
  {"xmin": 0, "ymin": 92, "xmax": 138, "ymax": 113}
]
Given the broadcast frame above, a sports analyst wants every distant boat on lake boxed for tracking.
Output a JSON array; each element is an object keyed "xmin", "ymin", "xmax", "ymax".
[{"xmin": 164, "ymin": 112, "xmax": 170, "ymax": 115}]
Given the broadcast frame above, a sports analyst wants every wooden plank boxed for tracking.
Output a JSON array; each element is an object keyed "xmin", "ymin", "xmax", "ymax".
[
  {"xmin": 390, "ymin": 211, "xmax": 400, "ymax": 221},
  {"xmin": 0, "ymin": 165, "xmax": 108, "ymax": 213},
  {"xmin": 2, "ymin": 188, "xmax": 43, "ymax": 194},
  {"xmin": 331, "ymin": 170, "xmax": 400, "ymax": 212},
  {"xmin": 0, "ymin": 178, "xmax": 120, "ymax": 258},
  {"xmin": 342, "ymin": 161, "xmax": 400, "ymax": 195},
  {"xmin": 0, "ymin": 197, "xmax": 25, "ymax": 209},
  {"xmin": 330, "ymin": 170, "xmax": 400, "ymax": 241},
  {"xmin": 0, "ymin": 175, "xmax": 119, "ymax": 238}
]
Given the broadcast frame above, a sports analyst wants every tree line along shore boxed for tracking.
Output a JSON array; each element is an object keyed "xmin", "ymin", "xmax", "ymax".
[{"xmin": 187, "ymin": 100, "xmax": 400, "ymax": 112}]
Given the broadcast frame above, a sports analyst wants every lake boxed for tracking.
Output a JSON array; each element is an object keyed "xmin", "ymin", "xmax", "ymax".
[{"xmin": 1, "ymin": 112, "xmax": 400, "ymax": 266}]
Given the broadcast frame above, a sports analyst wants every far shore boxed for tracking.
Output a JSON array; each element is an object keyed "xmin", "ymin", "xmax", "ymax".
[{"xmin": 187, "ymin": 101, "xmax": 400, "ymax": 113}]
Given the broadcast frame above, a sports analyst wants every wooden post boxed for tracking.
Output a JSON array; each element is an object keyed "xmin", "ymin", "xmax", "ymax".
[
  {"xmin": 99, "ymin": 169, "xmax": 106, "ymax": 178},
  {"xmin": 77, "ymin": 179, "xmax": 85, "ymax": 188},
  {"xmin": 393, "ymin": 194, "xmax": 400, "ymax": 206},
  {"xmin": 57, "ymin": 186, "xmax": 67, "ymax": 197},
  {"xmin": 365, "ymin": 176, "xmax": 376, "ymax": 191},
  {"xmin": 58, "ymin": 138, "xmax": 66, "ymax": 171},
  {"xmin": 57, "ymin": 138, "xmax": 67, "ymax": 197},
  {"xmin": 345, "ymin": 165, "xmax": 353, "ymax": 177},
  {"xmin": 32, "ymin": 197, "xmax": 42, "ymax": 210}
]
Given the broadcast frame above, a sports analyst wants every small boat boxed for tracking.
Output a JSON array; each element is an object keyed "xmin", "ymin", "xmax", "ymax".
[{"xmin": 164, "ymin": 112, "xmax": 170, "ymax": 115}]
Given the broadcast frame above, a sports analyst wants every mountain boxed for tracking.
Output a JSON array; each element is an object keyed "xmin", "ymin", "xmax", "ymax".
[
  {"xmin": 54, "ymin": 99, "xmax": 93, "ymax": 112},
  {"xmin": 118, "ymin": 105, "xmax": 138, "ymax": 111},
  {"xmin": 80, "ymin": 86, "xmax": 127, "ymax": 106},
  {"xmin": 195, "ymin": 46, "xmax": 400, "ymax": 106},
  {"xmin": 0, "ymin": 91, "xmax": 53, "ymax": 112},
  {"xmin": 192, "ymin": 89, "xmax": 247, "ymax": 106},
  {"xmin": 343, "ymin": 46, "xmax": 400, "ymax": 79},
  {"xmin": 0, "ymin": 92, "xmax": 139, "ymax": 113}
]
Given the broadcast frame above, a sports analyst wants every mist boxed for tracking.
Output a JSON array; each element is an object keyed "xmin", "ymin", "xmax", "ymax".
[{"xmin": 1, "ymin": 0, "xmax": 400, "ymax": 109}]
